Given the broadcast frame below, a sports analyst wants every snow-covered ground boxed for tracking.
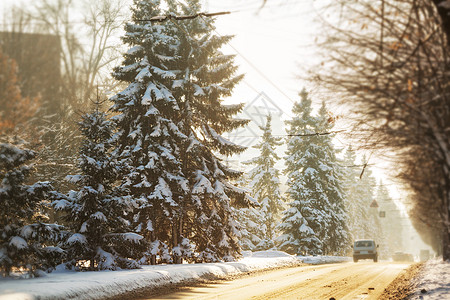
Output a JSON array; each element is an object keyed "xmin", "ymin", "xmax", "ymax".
[
  {"xmin": 13, "ymin": 251, "xmax": 450, "ymax": 300},
  {"xmin": 409, "ymin": 258, "xmax": 450, "ymax": 299},
  {"xmin": 0, "ymin": 251, "xmax": 314, "ymax": 300}
]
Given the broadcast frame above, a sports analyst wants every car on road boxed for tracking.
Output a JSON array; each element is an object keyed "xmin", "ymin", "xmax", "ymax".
[
  {"xmin": 352, "ymin": 239, "xmax": 378, "ymax": 262},
  {"xmin": 393, "ymin": 251, "xmax": 415, "ymax": 262}
]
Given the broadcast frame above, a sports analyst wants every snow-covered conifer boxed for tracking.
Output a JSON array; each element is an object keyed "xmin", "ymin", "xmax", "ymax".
[
  {"xmin": 278, "ymin": 90, "xmax": 348, "ymax": 255},
  {"xmin": 233, "ymin": 175, "xmax": 266, "ymax": 251},
  {"xmin": 376, "ymin": 181, "xmax": 403, "ymax": 257},
  {"xmin": 343, "ymin": 150, "xmax": 381, "ymax": 242},
  {"xmin": 342, "ymin": 146, "xmax": 364, "ymax": 241},
  {"xmin": 111, "ymin": 0, "xmax": 249, "ymax": 264},
  {"xmin": 359, "ymin": 159, "xmax": 383, "ymax": 243},
  {"xmin": 315, "ymin": 102, "xmax": 349, "ymax": 255},
  {"xmin": 0, "ymin": 139, "xmax": 63, "ymax": 277},
  {"xmin": 278, "ymin": 89, "xmax": 324, "ymax": 255},
  {"xmin": 244, "ymin": 115, "xmax": 285, "ymax": 249},
  {"xmin": 111, "ymin": 0, "xmax": 191, "ymax": 265},
  {"xmin": 54, "ymin": 104, "xmax": 145, "ymax": 271},
  {"xmin": 167, "ymin": 0, "xmax": 251, "ymax": 262}
]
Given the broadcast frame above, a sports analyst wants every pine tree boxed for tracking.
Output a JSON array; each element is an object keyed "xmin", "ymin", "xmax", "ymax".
[
  {"xmin": 279, "ymin": 90, "xmax": 348, "ymax": 255},
  {"xmin": 235, "ymin": 207, "xmax": 266, "ymax": 251},
  {"xmin": 0, "ymin": 139, "xmax": 63, "ymax": 277},
  {"xmin": 376, "ymin": 181, "xmax": 403, "ymax": 257},
  {"xmin": 53, "ymin": 103, "xmax": 145, "ymax": 270},
  {"xmin": 278, "ymin": 89, "xmax": 323, "ymax": 255},
  {"xmin": 315, "ymin": 102, "xmax": 349, "ymax": 255},
  {"xmin": 342, "ymin": 146, "xmax": 360, "ymax": 241},
  {"xmin": 111, "ymin": 0, "xmax": 249, "ymax": 264},
  {"xmin": 244, "ymin": 115, "xmax": 285, "ymax": 249},
  {"xmin": 166, "ymin": 0, "xmax": 250, "ymax": 262},
  {"xmin": 111, "ymin": 0, "xmax": 190, "ymax": 265},
  {"xmin": 359, "ymin": 155, "xmax": 382, "ymax": 241}
]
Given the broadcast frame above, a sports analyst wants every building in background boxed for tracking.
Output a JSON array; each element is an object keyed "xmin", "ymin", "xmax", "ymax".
[{"xmin": 0, "ymin": 32, "xmax": 61, "ymax": 113}]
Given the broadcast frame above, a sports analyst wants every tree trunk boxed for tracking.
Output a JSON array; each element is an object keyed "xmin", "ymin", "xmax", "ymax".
[
  {"xmin": 150, "ymin": 231, "xmax": 157, "ymax": 265},
  {"xmin": 172, "ymin": 222, "xmax": 181, "ymax": 264}
]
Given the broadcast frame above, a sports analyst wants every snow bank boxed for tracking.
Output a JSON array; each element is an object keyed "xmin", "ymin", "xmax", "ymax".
[
  {"xmin": 0, "ymin": 251, "xmax": 299, "ymax": 300},
  {"xmin": 409, "ymin": 258, "xmax": 450, "ymax": 299}
]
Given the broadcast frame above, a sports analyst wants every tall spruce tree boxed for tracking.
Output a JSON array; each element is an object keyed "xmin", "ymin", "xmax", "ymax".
[
  {"xmin": 359, "ymin": 155, "xmax": 382, "ymax": 241},
  {"xmin": 0, "ymin": 139, "xmax": 63, "ymax": 277},
  {"xmin": 244, "ymin": 115, "xmax": 285, "ymax": 249},
  {"xmin": 168, "ymin": 0, "xmax": 251, "ymax": 262},
  {"xmin": 111, "ymin": 0, "xmax": 249, "ymax": 264},
  {"xmin": 279, "ymin": 89, "xmax": 348, "ymax": 255},
  {"xmin": 342, "ymin": 146, "xmax": 368, "ymax": 240},
  {"xmin": 233, "ymin": 174, "xmax": 265, "ymax": 251},
  {"xmin": 111, "ymin": 0, "xmax": 191, "ymax": 265},
  {"xmin": 53, "ymin": 103, "xmax": 145, "ymax": 270},
  {"xmin": 342, "ymin": 149, "xmax": 383, "ymax": 244},
  {"xmin": 315, "ymin": 102, "xmax": 349, "ymax": 255},
  {"xmin": 278, "ymin": 89, "xmax": 323, "ymax": 255},
  {"xmin": 376, "ymin": 181, "xmax": 403, "ymax": 257}
]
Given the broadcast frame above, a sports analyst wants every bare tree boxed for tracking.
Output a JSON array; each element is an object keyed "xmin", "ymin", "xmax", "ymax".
[
  {"xmin": 30, "ymin": 0, "xmax": 126, "ymax": 109},
  {"xmin": 1, "ymin": 0, "xmax": 127, "ymax": 192},
  {"xmin": 307, "ymin": 0, "xmax": 450, "ymax": 259}
]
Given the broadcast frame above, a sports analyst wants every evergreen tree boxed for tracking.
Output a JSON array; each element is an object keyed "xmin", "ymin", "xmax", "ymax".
[
  {"xmin": 278, "ymin": 89, "xmax": 324, "ymax": 255},
  {"xmin": 232, "ymin": 174, "xmax": 265, "ymax": 251},
  {"xmin": 167, "ymin": 0, "xmax": 250, "ymax": 262},
  {"xmin": 376, "ymin": 181, "xmax": 403, "ymax": 257},
  {"xmin": 279, "ymin": 89, "xmax": 348, "ymax": 255},
  {"xmin": 0, "ymin": 139, "xmax": 63, "ymax": 277},
  {"xmin": 359, "ymin": 155, "xmax": 382, "ymax": 241},
  {"xmin": 244, "ymin": 115, "xmax": 284, "ymax": 249},
  {"xmin": 342, "ymin": 146, "xmax": 368, "ymax": 240},
  {"xmin": 111, "ymin": 0, "xmax": 190, "ymax": 265},
  {"xmin": 54, "ymin": 104, "xmax": 145, "ymax": 270},
  {"xmin": 235, "ymin": 207, "xmax": 266, "ymax": 251},
  {"xmin": 111, "ymin": 0, "xmax": 249, "ymax": 264},
  {"xmin": 315, "ymin": 102, "xmax": 349, "ymax": 255},
  {"xmin": 342, "ymin": 149, "xmax": 383, "ymax": 246}
]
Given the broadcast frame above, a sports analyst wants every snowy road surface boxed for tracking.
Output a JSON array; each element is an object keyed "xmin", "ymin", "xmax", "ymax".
[{"xmin": 145, "ymin": 262, "xmax": 411, "ymax": 300}]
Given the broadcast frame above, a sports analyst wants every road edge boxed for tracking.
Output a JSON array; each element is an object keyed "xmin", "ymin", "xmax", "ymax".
[{"xmin": 378, "ymin": 262, "xmax": 425, "ymax": 299}]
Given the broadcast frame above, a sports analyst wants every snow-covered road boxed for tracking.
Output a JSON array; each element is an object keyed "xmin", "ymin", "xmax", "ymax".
[
  {"xmin": 0, "ymin": 252, "xmax": 448, "ymax": 300},
  {"xmin": 145, "ymin": 261, "xmax": 411, "ymax": 299}
]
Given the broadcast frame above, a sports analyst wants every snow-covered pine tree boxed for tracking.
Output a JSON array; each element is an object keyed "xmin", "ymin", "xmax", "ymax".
[
  {"xmin": 278, "ymin": 89, "xmax": 324, "ymax": 255},
  {"xmin": 233, "ymin": 174, "xmax": 266, "ymax": 251},
  {"xmin": 54, "ymin": 103, "xmax": 145, "ymax": 271},
  {"xmin": 0, "ymin": 139, "xmax": 63, "ymax": 277},
  {"xmin": 359, "ymin": 155, "xmax": 382, "ymax": 242},
  {"xmin": 376, "ymin": 180, "xmax": 403, "ymax": 257},
  {"xmin": 235, "ymin": 207, "xmax": 266, "ymax": 251},
  {"xmin": 315, "ymin": 102, "xmax": 349, "ymax": 255},
  {"xmin": 342, "ymin": 146, "xmax": 368, "ymax": 240},
  {"xmin": 110, "ymin": 0, "xmax": 191, "ymax": 265},
  {"xmin": 166, "ymin": 0, "xmax": 251, "ymax": 262},
  {"xmin": 244, "ymin": 115, "xmax": 285, "ymax": 250}
]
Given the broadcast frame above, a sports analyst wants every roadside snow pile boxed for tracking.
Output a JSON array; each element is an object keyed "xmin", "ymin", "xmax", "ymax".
[
  {"xmin": 297, "ymin": 255, "xmax": 351, "ymax": 264},
  {"xmin": 409, "ymin": 258, "xmax": 450, "ymax": 299},
  {"xmin": 0, "ymin": 251, "xmax": 299, "ymax": 300}
]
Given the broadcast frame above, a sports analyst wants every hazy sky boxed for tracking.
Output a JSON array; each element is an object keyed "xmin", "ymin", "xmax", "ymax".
[{"xmin": 0, "ymin": 0, "xmax": 320, "ymax": 112}]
